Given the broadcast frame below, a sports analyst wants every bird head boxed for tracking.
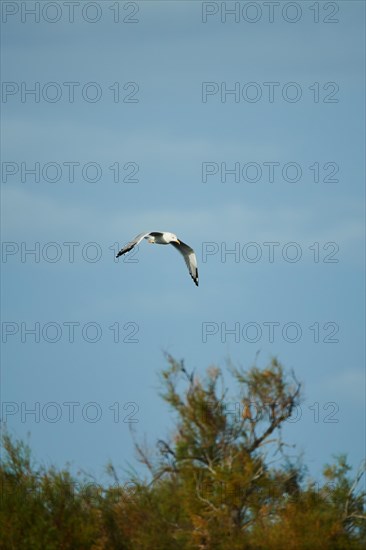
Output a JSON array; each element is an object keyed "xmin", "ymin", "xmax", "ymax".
[{"xmin": 167, "ymin": 232, "xmax": 180, "ymax": 244}]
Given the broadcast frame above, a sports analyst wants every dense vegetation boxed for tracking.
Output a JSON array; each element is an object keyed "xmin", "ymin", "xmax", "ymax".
[{"xmin": 1, "ymin": 356, "xmax": 365, "ymax": 549}]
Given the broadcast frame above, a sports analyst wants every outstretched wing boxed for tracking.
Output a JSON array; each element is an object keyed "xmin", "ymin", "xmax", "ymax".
[
  {"xmin": 171, "ymin": 240, "xmax": 199, "ymax": 286},
  {"xmin": 116, "ymin": 232, "xmax": 151, "ymax": 258}
]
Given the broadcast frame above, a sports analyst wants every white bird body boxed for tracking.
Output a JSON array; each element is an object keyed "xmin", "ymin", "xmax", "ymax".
[
  {"xmin": 147, "ymin": 232, "xmax": 178, "ymax": 245},
  {"xmin": 116, "ymin": 231, "xmax": 199, "ymax": 286}
]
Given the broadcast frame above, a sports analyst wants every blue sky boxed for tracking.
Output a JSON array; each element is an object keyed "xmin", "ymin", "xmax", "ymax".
[{"xmin": 1, "ymin": 1, "xmax": 365, "ymax": 484}]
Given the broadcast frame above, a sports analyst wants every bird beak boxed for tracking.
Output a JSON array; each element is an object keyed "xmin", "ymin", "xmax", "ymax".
[{"xmin": 176, "ymin": 239, "xmax": 180, "ymax": 244}]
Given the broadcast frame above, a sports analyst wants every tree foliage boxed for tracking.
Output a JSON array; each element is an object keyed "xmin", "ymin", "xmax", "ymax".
[{"xmin": 1, "ymin": 356, "xmax": 365, "ymax": 548}]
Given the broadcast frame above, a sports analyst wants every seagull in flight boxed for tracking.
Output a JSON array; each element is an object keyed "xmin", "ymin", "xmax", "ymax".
[{"xmin": 116, "ymin": 231, "xmax": 199, "ymax": 286}]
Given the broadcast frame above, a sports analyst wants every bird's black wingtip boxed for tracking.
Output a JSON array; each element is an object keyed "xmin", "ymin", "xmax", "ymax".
[{"xmin": 116, "ymin": 245, "xmax": 133, "ymax": 259}]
